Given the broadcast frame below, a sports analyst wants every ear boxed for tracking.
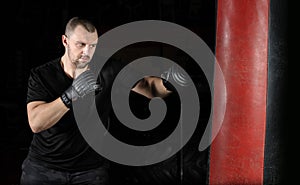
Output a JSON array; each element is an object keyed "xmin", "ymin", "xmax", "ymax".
[{"xmin": 62, "ymin": 35, "xmax": 68, "ymax": 46}]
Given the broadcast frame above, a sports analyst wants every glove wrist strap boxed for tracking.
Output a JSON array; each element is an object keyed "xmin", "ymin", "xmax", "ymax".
[{"xmin": 61, "ymin": 93, "xmax": 72, "ymax": 108}]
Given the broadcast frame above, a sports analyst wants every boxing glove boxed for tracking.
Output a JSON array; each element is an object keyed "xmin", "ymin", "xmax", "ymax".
[
  {"xmin": 161, "ymin": 65, "xmax": 191, "ymax": 91},
  {"xmin": 61, "ymin": 70, "xmax": 100, "ymax": 108}
]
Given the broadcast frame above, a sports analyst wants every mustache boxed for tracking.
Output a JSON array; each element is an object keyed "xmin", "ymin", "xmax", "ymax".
[{"xmin": 80, "ymin": 55, "xmax": 90, "ymax": 60}]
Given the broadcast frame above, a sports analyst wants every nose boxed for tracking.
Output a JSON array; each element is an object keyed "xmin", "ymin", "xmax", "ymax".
[{"xmin": 82, "ymin": 45, "xmax": 91, "ymax": 55}]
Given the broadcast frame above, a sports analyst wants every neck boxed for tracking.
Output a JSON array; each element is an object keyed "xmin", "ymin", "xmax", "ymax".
[{"xmin": 61, "ymin": 54, "xmax": 76, "ymax": 78}]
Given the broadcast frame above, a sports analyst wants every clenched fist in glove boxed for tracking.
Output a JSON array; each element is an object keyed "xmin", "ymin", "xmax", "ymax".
[{"xmin": 61, "ymin": 70, "xmax": 100, "ymax": 108}]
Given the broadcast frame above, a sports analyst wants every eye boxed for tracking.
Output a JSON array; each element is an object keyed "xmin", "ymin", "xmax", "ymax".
[
  {"xmin": 90, "ymin": 44, "xmax": 97, "ymax": 48},
  {"xmin": 76, "ymin": 43, "xmax": 85, "ymax": 48}
]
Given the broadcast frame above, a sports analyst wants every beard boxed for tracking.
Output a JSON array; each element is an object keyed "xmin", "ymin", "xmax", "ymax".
[
  {"xmin": 75, "ymin": 59, "xmax": 90, "ymax": 69},
  {"xmin": 67, "ymin": 48, "xmax": 91, "ymax": 69}
]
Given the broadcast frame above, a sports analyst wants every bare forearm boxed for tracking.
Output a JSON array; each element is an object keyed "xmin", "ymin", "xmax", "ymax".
[{"xmin": 27, "ymin": 98, "xmax": 69, "ymax": 133}]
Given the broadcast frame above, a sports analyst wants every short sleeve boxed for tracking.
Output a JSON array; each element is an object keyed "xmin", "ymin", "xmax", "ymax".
[{"xmin": 26, "ymin": 69, "xmax": 51, "ymax": 104}]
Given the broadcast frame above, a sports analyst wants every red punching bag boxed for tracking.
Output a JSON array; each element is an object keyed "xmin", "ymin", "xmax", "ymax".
[{"xmin": 209, "ymin": 0, "xmax": 269, "ymax": 184}]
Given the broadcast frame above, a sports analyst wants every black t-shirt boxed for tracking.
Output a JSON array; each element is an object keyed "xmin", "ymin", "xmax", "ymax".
[{"xmin": 26, "ymin": 58, "xmax": 106, "ymax": 171}]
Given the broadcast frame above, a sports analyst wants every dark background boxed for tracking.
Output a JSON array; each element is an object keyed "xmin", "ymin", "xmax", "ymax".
[{"xmin": 1, "ymin": 0, "xmax": 216, "ymax": 184}]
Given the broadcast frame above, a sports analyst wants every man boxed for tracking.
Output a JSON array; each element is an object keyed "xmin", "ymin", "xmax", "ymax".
[{"xmin": 20, "ymin": 17, "xmax": 109, "ymax": 185}]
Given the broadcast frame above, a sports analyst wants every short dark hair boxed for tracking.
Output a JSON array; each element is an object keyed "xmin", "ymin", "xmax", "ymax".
[{"xmin": 65, "ymin": 17, "xmax": 97, "ymax": 37}]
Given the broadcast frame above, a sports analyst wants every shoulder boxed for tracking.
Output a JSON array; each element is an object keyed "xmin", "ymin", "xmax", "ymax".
[{"xmin": 30, "ymin": 58, "xmax": 61, "ymax": 75}]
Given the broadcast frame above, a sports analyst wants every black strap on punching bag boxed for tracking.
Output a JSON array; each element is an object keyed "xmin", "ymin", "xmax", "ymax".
[{"xmin": 264, "ymin": 0, "xmax": 288, "ymax": 184}]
